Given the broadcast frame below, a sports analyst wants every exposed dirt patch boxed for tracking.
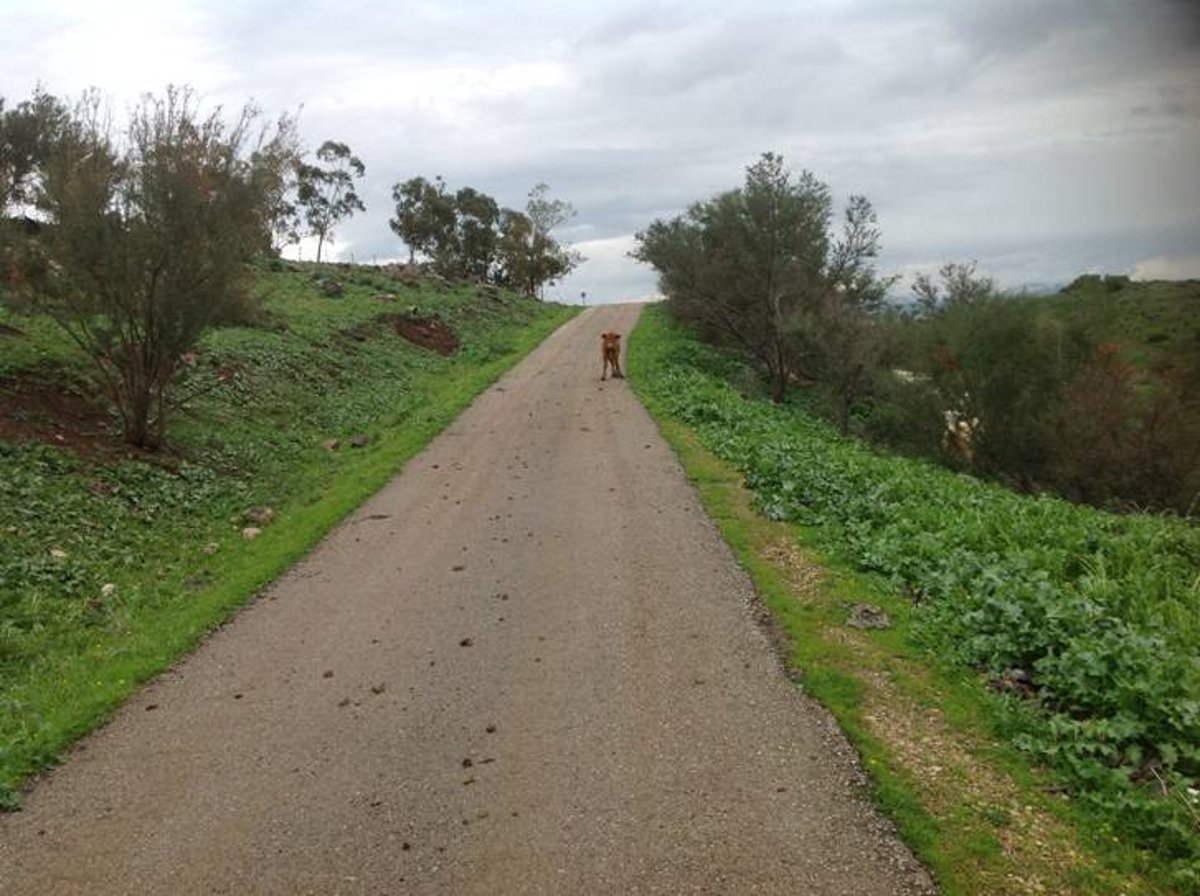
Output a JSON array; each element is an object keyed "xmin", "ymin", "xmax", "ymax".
[
  {"xmin": 388, "ymin": 315, "xmax": 459, "ymax": 355},
  {"xmin": 0, "ymin": 373, "xmax": 124, "ymax": 463},
  {"xmin": 762, "ymin": 536, "xmax": 822, "ymax": 603},
  {"xmin": 337, "ymin": 315, "xmax": 460, "ymax": 355}
]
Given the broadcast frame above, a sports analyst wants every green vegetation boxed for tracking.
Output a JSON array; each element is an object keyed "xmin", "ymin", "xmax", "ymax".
[
  {"xmin": 879, "ymin": 275, "xmax": 1200, "ymax": 514},
  {"xmin": 390, "ymin": 175, "xmax": 581, "ymax": 297},
  {"xmin": 631, "ymin": 153, "xmax": 1198, "ymax": 516},
  {"xmin": 293, "ymin": 140, "xmax": 366, "ymax": 263},
  {"xmin": 631, "ymin": 304, "xmax": 1200, "ymax": 893},
  {"xmin": 0, "ymin": 263, "xmax": 575, "ymax": 808},
  {"xmin": 633, "ymin": 151, "xmax": 891, "ymax": 405},
  {"xmin": 1044, "ymin": 276, "xmax": 1200, "ymax": 372},
  {"xmin": 3, "ymin": 86, "xmax": 301, "ymax": 450}
]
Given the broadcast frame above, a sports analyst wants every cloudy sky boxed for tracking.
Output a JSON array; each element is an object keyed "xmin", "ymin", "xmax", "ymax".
[{"xmin": 2, "ymin": 0, "xmax": 1198, "ymax": 303}]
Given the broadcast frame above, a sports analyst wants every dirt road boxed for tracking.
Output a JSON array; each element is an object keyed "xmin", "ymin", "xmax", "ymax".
[{"xmin": 0, "ymin": 304, "xmax": 934, "ymax": 894}]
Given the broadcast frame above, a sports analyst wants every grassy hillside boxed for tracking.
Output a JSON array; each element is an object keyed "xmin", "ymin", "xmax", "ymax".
[
  {"xmin": 1039, "ymin": 276, "xmax": 1200, "ymax": 371},
  {"xmin": 631, "ymin": 303, "xmax": 1200, "ymax": 894},
  {"xmin": 0, "ymin": 262, "xmax": 576, "ymax": 806},
  {"xmin": 872, "ymin": 277, "xmax": 1200, "ymax": 515}
]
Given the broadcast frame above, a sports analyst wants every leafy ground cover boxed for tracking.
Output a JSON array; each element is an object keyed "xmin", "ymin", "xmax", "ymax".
[
  {"xmin": 630, "ymin": 303, "xmax": 1200, "ymax": 894},
  {"xmin": 0, "ymin": 263, "xmax": 576, "ymax": 807}
]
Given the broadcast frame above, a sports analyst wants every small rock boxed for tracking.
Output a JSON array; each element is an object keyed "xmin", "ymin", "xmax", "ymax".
[
  {"xmin": 241, "ymin": 527, "xmax": 262, "ymax": 541},
  {"xmin": 50, "ymin": 548, "xmax": 68, "ymax": 560},
  {"xmin": 846, "ymin": 603, "xmax": 891, "ymax": 630},
  {"xmin": 461, "ymin": 758, "xmax": 473, "ymax": 768},
  {"xmin": 323, "ymin": 670, "xmax": 334, "ymax": 679},
  {"xmin": 203, "ymin": 542, "xmax": 220, "ymax": 555},
  {"xmin": 100, "ymin": 583, "xmax": 117, "ymax": 598},
  {"xmin": 459, "ymin": 637, "xmax": 473, "ymax": 647},
  {"xmin": 349, "ymin": 434, "xmax": 370, "ymax": 448},
  {"xmin": 370, "ymin": 683, "xmax": 386, "ymax": 695},
  {"xmin": 321, "ymin": 438, "xmax": 341, "ymax": 451},
  {"xmin": 244, "ymin": 506, "xmax": 275, "ymax": 526}
]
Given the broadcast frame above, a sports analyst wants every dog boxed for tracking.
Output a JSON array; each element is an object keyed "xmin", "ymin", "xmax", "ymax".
[{"xmin": 601, "ymin": 331, "xmax": 623, "ymax": 381}]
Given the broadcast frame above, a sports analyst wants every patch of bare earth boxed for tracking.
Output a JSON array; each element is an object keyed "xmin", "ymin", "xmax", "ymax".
[
  {"xmin": 762, "ymin": 536, "xmax": 822, "ymax": 602},
  {"xmin": 390, "ymin": 315, "xmax": 459, "ymax": 355},
  {"xmin": 339, "ymin": 314, "xmax": 461, "ymax": 354},
  {"xmin": 0, "ymin": 373, "xmax": 126, "ymax": 463}
]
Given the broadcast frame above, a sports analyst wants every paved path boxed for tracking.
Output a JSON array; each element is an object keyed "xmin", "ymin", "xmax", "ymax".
[{"xmin": 0, "ymin": 304, "xmax": 935, "ymax": 894}]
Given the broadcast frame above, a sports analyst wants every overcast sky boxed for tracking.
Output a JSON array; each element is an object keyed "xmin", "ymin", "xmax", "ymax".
[{"xmin": 2, "ymin": 0, "xmax": 1198, "ymax": 303}]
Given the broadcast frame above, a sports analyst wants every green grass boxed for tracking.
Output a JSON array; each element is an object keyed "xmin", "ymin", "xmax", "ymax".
[
  {"xmin": 0, "ymin": 263, "xmax": 577, "ymax": 807},
  {"xmin": 629, "ymin": 303, "xmax": 1200, "ymax": 894}
]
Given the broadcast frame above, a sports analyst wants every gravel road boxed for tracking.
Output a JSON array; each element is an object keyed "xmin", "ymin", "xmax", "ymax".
[{"xmin": 0, "ymin": 304, "xmax": 935, "ymax": 895}]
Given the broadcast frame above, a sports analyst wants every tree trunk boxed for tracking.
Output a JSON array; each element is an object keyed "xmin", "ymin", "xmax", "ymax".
[{"xmin": 316, "ymin": 231, "xmax": 325, "ymax": 264}]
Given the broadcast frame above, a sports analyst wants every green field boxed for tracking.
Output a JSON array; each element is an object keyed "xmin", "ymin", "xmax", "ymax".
[{"xmin": 0, "ymin": 263, "xmax": 576, "ymax": 807}]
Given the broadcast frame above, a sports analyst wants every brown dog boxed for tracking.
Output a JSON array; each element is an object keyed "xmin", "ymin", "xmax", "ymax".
[{"xmin": 601, "ymin": 331, "xmax": 623, "ymax": 380}]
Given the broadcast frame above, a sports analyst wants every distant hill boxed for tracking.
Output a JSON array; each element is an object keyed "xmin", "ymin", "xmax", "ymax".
[{"xmin": 1035, "ymin": 275, "xmax": 1200, "ymax": 371}]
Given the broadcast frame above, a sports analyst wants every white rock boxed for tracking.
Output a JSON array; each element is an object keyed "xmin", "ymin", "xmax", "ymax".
[{"xmin": 242, "ymin": 527, "xmax": 262, "ymax": 541}]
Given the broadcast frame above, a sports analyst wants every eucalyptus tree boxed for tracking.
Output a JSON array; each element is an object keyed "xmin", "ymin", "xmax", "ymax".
[{"xmin": 295, "ymin": 140, "xmax": 365, "ymax": 263}]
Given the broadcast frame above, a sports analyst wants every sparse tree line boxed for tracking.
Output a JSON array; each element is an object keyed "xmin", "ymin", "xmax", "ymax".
[
  {"xmin": 0, "ymin": 86, "xmax": 580, "ymax": 449},
  {"xmin": 635, "ymin": 153, "xmax": 1200, "ymax": 515},
  {"xmin": 386, "ymin": 177, "xmax": 581, "ymax": 297}
]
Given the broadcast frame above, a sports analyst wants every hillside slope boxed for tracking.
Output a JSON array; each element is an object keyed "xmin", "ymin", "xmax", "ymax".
[{"xmin": 0, "ymin": 262, "xmax": 576, "ymax": 805}]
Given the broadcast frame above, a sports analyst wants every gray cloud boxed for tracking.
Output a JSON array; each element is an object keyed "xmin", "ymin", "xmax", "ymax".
[{"xmin": 2, "ymin": 0, "xmax": 1199, "ymax": 300}]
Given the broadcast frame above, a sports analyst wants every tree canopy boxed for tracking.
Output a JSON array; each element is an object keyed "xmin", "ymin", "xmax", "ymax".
[
  {"xmin": 634, "ymin": 152, "xmax": 891, "ymax": 403},
  {"xmin": 389, "ymin": 177, "xmax": 580, "ymax": 296}
]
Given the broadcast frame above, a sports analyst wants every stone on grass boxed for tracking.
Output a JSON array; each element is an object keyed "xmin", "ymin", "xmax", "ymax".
[
  {"xmin": 244, "ymin": 506, "xmax": 275, "ymax": 526},
  {"xmin": 846, "ymin": 603, "xmax": 892, "ymax": 630}
]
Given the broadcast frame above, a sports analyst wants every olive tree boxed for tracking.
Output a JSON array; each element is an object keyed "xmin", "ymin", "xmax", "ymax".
[{"xmin": 9, "ymin": 87, "xmax": 298, "ymax": 449}]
